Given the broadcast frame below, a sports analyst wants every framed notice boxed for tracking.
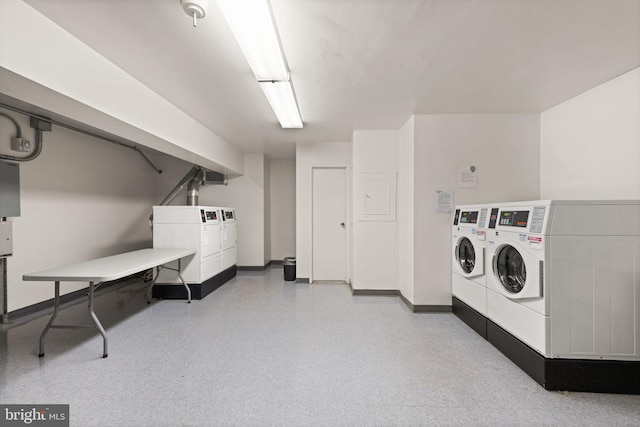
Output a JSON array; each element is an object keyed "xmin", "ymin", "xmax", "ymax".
[
  {"xmin": 458, "ymin": 164, "xmax": 477, "ymax": 188},
  {"xmin": 435, "ymin": 189, "xmax": 453, "ymax": 214}
]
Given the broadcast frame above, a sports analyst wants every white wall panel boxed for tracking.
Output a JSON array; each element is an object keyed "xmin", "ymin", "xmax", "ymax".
[
  {"xmin": 352, "ymin": 131, "xmax": 398, "ymax": 290},
  {"xmin": 398, "ymin": 117, "xmax": 415, "ymax": 301},
  {"xmin": 270, "ymin": 160, "xmax": 296, "ymax": 261},
  {"xmin": 541, "ymin": 67, "xmax": 640, "ymax": 199},
  {"xmin": 1, "ymin": 108, "xmax": 181, "ymax": 311},
  {"xmin": 413, "ymin": 114, "xmax": 540, "ymax": 306}
]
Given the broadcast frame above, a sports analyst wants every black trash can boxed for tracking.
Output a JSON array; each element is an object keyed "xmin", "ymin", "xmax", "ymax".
[{"xmin": 283, "ymin": 257, "xmax": 296, "ymax": 281}]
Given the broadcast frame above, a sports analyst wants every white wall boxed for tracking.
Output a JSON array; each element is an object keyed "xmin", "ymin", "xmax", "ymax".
[
  {"xmin": 351, "ymin": 130, "xmax": 399, "ymax": 290},
  {"xmin": 296, "ymin": 142, "xmax": 351, "ymax": 280},
  {"xmin": 201, "ymin": 153, "xmax": 266, "ymax": 267},
  {"xmin": 398, "ymin": 116, "xmax": 415, "ymax": 301},
  {"xmin": 0, "ymin": 106, "xmax": 189, "ymax": 311},
  {"xmin": 541, "ymin": 67, "xmax": 640, "ymax": 199},
  {"xmin": 0, "ymin": 0, "xmax": 243, "ymax": 175},
  {"xmin": 270, "ymin": 160, "xmax": 296, "ymax": 261},
  {"xmin": 263, "ymin": 159, "xmax": 271, "ymax": 265},
  {"xmin": 412, "ymin": 114, "xmax": 540, "ymax": 306}
]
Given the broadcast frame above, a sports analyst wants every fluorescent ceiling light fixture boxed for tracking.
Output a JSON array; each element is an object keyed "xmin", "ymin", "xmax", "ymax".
[
  {"xmin": 217, "ymin": 0, "xmax": 288, "ymax": 80},
  {"xmin": 258, "ymin": 80, "xmax": 303, "ymax": 128},
  {"xmin": 217, "ymin": 0, "xmax": 303, "ymax": 128}
]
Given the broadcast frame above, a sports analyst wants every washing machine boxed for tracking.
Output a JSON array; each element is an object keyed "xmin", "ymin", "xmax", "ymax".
[
  {"xmin": 486, "ymin": 200, "xmax": 640, "ymax": 362},
  {"xmin": 221, "ymin": 207, "xmax": 237, "ymax": 270},
  {"xmin": 451, "ymin": 205, "xmax": 489, "ymax": 322},
  {"xmin": 452, "ymin": 204, "xmax": 490, "ymax": 337}
]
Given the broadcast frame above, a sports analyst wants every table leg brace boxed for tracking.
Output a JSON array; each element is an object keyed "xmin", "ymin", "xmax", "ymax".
[
  {"xmin": 39, "ymin": 281, "xmax": 108, "ymax": 358},
  {"xmin": 38, "ymin": 281, "xmax": 61, "ymax": 357},
  {"xmin": 147, "ymin": 259, "xmax": 191, "ymax": 303}
]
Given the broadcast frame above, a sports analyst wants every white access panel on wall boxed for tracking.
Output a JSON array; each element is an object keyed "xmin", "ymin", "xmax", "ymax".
[{"xmin": 358, "ymin": 172, "xmax": 397, "ymax": 221}]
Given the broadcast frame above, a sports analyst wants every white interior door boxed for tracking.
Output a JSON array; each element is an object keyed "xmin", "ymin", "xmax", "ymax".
[{"xmin": 312, "ymin": 167, "xmax": 347, "ymax": 281}]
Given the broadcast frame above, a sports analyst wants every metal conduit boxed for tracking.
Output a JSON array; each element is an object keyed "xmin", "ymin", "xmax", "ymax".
[
  {"xmin": 0, "ymin": 111, "xmax": 45, "ymax": 163},
  {"xmin": 149, "ymin": 165, "xmax": 203, "ymax": 230},
  {"xmin": 0, "ymin": 102, "xmax": 162, "ymax": 174}
]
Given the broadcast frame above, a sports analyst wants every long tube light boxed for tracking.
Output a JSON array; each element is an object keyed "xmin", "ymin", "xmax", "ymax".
[
  {"xmin": 217, "ymin": 0, "xmax": 303, "ymax": 128},
  {"xmin": 258, "ymin": 80, "xmax": 303, "ymax": 128}
]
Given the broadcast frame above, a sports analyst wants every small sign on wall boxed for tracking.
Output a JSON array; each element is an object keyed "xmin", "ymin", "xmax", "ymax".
[
  {"xmin": 458, "ymin": 164, "xmax": 477, "ymax": 188},
  {"xmin": 435, "ymin": 189, "xmax": 453, "ymax": 213}
]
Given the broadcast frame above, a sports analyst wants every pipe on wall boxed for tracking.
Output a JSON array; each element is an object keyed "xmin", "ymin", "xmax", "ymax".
[
  {"xmin": 0, "ymin": 112, "xmax": 46, "ymax": 163},
  {"xmin": 187, "ymin": 168, "xmax": 204, "ymax": 206},
  {"xmin": 0, "ymin": 103, "xmax": 161, "ymax": 174}
]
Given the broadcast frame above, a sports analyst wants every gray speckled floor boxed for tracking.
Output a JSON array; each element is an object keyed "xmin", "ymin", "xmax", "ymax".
[{"xmin": 1, "ymin": 267, "xmax": 639, "ymax": 426}]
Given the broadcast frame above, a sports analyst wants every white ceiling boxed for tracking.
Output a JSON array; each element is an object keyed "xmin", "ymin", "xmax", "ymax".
[{"xmin": 23, "ymin": 0, "xmax": 640, "ymax": 159}]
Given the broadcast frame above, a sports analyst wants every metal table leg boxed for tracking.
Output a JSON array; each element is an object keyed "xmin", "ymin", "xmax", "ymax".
[
  {"xmin": 88, "ymin": 281, "xmax": 108, "ymax": 358},
  {"xmin": 147, "ymin": 266, "xmax": 161, "ymax": 304},
  {"xmin": 178, "ymin": 258, "xmax": 191, "ymax": 303},
  {"xmin": 38, "ymin": 281, "xmax": 61, "ymax": 357}
]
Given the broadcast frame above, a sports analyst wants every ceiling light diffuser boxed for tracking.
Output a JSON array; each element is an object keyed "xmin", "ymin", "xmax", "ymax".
[
  {"xmin": 217, "ymin": 0, "xmax": 303, "ymax": 128},
  {"xmin": 216, "ymin": 0, "xmax": 288, "ymax": 81},
  {"xmin": 258, "ymin": 80, "xmax": 303, "ymax": 129}
]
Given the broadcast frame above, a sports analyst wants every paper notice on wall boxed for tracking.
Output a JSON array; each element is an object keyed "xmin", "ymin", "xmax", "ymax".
[
  {"xmin": 435, "ymin": 189, "xmax": 453, "ymax": 213},
  {"xmin": 458, "ymin": 165, "xmax": 477, "ymax": 188}
]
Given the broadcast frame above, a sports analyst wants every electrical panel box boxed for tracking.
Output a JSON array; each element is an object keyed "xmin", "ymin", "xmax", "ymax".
[
  {"xmin": 357, "ymin": 172, "xmax": 397, "ymax": 221},
  {"xmin": 0, "ymin": 161, "xmax": 20, "ymax": 217},
  {"xmin": 0, "ymin": 222, "xmax": 12, "ymax": 257}
]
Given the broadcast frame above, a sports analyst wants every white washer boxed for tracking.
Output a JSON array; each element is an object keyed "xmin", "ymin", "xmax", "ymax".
[
  {"xmin": 486, "ymin": 200, "xmax": 640, "ymax": 361},
  {"xmin": 452, "ymin": 204, "xmax": 489, "ymax": 316},
  {"xmin": 221, "ymin": 207, "xmax": 237, "ymax": 270}
]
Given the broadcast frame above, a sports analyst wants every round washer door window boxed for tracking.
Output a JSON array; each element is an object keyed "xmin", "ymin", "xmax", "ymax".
[
  {"xmin": 457, "ymin": 237, "xmax": 476, "ymax": 274},
  {"xmin": 495, "ymin": 245, "xmax": 526, "ymax": 293}
]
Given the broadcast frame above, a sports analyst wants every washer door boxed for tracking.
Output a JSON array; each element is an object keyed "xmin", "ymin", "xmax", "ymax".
[
  {"xmin": 455, "ymin": 237, "xmax": 480, "ymax": 277},
  {"xmin": 492, "ymin": 244, "xmax": 542, "ymax": 299}
]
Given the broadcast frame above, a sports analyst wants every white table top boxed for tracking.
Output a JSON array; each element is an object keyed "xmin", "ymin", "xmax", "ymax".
[{"xmin": 23, "ymin": 248, "xmax": 196, "ymax": 282}]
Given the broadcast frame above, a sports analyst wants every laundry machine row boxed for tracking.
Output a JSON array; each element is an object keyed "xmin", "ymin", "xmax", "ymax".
[
  {"xmin": 452, "ymin": 200, "xmax": 640, "ymax": 394},
  {"xmin": 152, "ymin": 205, "xmax": 237, "ymax": 300}
]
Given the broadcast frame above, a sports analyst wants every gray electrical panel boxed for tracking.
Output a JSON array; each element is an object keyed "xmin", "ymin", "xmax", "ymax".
[
  {"xmin": 0, "ymin": 161, "xmax": 20, "ymax": 217},
  {"xmin": 0, "ymin": 222, "xmax": 12, "ymax": 257}
]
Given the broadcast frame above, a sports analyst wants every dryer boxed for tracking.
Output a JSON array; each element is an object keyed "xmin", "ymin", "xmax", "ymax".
[
  {"xmin": 152, "ymin": 205, "xmax": 236, "ymax": 299},
  {"xmin": 153, "ymin": 206, "xmax": 222, "ymax": 285},
  {"xmin": 221, "ymin": 207, "xmax": 237, "ymax": 270},
  {"xmin": 486, "ymin": 200, "xmax": 640, "ymax": 361}
]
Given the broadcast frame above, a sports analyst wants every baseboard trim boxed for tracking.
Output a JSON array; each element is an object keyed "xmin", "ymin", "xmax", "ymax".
[
  {"xmin": 7, "ymin": 278, "xmax": 126, "ymax": 323},
  {"xmin": 237, "ymin": 261, "xmax": 271, "ymax": 271},
  {"xmin": 351, "ymin": 289, "xmax": 399, "ymax": 296},
  {"xmin": 348, "ymin": 281, "xmax": 398, "ymax": 296},
  {"xmin": 296, "ymin": 277, "xmax": 310, "ymax": 283},
  {"xmin": 412, "ymin": 304, "xmax": 452, "ymax": 313},
  {"xmin": 349, "ymin": 286, "xmax": 453, "ymax": 313},
  {"xmin": 270, "ymin": 260, "xmax": 283, "ymax": 266},
  {"xmin": 398, "ymin": 291, "xmax": 413, "ymax": 310},
  {"xmin": 398, "ymin": 291, "xmax": 451, "ymax": 312}
]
